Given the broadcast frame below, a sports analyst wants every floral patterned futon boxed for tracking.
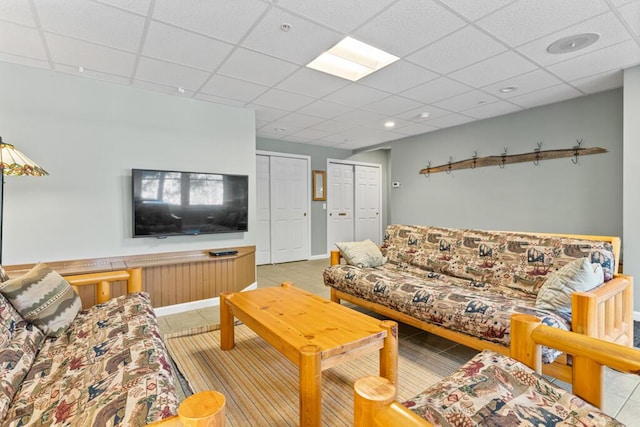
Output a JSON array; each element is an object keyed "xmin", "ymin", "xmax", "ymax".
[
  {"xmin": 0, "ymin": 292, "xmax": 178, "ymax": 426},
  {"xmin": 324, "ymin": 225, "xmax": 616, "ymax": 362},
  {"xmin": 403, "ymin": 350, "xmax": 622, "ymax": 426}
]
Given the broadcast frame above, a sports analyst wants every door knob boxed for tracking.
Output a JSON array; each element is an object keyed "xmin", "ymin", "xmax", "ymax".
[
  {"xmin": 304, "ymin": 212, "xmax": 307, "ymax": 216},
  {"xmin": 329, "ymin": 213, "xmax": 332, "ymax": 216}
]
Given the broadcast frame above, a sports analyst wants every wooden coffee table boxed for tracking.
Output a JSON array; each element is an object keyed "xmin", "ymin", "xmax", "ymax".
[{"xmin": 220, "ymin": 282, "xmax": 398, "ymax": 427}]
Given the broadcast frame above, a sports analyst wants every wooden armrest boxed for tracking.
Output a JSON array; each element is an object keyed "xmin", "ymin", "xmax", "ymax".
[
  {"xmin": 330, "ymin": 250, "xmax": 342, "ymax": 266},
  {"xmin": 148, "ymin": 391, "xmax": 225, "ymax": 426},
  {"xmin": 64, "ymin": 268, "xmax": 142, "ymax": 304},
  {"xmin": 571, "ymin": 274, "xmax": 633, "ymax": 346}
]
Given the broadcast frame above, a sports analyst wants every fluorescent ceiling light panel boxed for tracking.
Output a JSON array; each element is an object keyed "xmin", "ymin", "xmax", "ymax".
[{"xmin": 307, "ymin": 37, "xmax": 399, "ymax": 81}]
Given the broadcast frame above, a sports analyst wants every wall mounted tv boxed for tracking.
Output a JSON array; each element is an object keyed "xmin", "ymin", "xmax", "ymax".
[{"xmin": 132, "ymin": 169, "xmax": 248, "ymax": 238}]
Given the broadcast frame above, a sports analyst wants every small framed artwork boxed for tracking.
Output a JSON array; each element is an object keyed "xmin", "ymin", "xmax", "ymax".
[{"xmin": 312, "ymin": 170, "xmax": 326, "ymax": 201}]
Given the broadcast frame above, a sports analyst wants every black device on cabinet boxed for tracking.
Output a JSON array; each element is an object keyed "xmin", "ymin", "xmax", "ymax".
[{"xmin": 132, "ymin": 168, "xmax": 248, "ymax": 238}]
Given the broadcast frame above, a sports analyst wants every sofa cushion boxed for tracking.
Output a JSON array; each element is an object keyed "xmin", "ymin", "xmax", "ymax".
[
  {"xmin": 0, "ymin": 263, "xmax": 81, "ymax": 337},
  {"xmin": 536, "ymin": 258, "xmax": 603, "ymax": 315},
  {"xmin": 3, "ymin": 292, "xmax": 178, "ymax": 426},
  {"xmin": 0, "ymin": 294, "xmax": 44, "ymax": 423},
  {"xmin": 403, "ymin": 350, "xmax": 622, "ymax": 426},
  {"xmin": 336, "ymin": 239, "xmax": 386, "ymax": 268}
]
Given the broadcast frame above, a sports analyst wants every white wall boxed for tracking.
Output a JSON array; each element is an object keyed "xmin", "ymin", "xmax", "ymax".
[
  {"xmin": 0, "ymin": 62, "xmax": 256, "ymax": 265},
  {"xmin": 388, "ymin": 89, "xmax": 622, "ymax": 237},
  {"xmin": 623, "ymin": 65, "xmax": 640, "ymax": 312}
]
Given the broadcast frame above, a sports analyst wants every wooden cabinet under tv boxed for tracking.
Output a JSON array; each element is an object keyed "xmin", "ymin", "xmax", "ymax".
[{"xmin": 5, "ymin": 246, "xmax": 256, "ymax": 309}]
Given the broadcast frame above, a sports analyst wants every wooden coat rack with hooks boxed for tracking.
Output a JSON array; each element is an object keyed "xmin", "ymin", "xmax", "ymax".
[{"xmin": 419, "ymin": 140, "xmax": 607, "ymax": 176}]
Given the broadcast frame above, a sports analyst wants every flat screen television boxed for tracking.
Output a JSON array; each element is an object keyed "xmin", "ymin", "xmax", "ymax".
[{"xmin": 132, "ymin": 168, "xmax": 248, "ymax": 238}]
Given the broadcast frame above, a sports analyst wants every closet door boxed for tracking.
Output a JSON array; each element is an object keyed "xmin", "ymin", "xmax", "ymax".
[
  {"xmin": 270, "ymin": 156, "xmax": 309, "ymax": 263},
  {"xmin": 327, "ymin": 163, "xmax": 354, "ymax": 250},
  {"xmin": 355, "ymin": 165, "xmax": 381, "ymax": 245},
  {"xmin": 255, "ymin": 155, "xmax": 271, "ymax": 265}
]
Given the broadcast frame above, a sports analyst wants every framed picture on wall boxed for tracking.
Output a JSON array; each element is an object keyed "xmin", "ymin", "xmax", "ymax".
[{"xmin": 312, "ymin": 170, "xmax": 326, "ymax": 201}]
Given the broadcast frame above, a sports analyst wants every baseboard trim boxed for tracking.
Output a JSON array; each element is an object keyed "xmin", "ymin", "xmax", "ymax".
[
  {"xmin": 634, "ymin": 311, "xmax": 640, "ymax": 322},
  {"xmin": 154, "ymin": 282, "xmax": 258, "ymax": 317},
  {"xmin": 309, "ymin": 254, "xmax": 329, "ymax": 261}
]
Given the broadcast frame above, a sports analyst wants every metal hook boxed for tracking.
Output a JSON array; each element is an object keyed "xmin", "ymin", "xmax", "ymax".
[
  {"xmin": 499, "ymin": 148, "xmax": 507, "ymax": 169},
  {"xmin": 446, "ymin": 156, "xmax": 453, "ymax": 174},
  {"xmin": 572, "ymin": 139, "xmax": 583, "ymax": 164},
  {"xmin": 423, "ymin": 161, "xmax": 431, "ymax": 178},
  {"xmin": 471, "ymin": 150, "xmax": 478, "ymax": 169},
  {"xmin": 533, "ymin": 141, "xmax": 542, "ymax": 166}
]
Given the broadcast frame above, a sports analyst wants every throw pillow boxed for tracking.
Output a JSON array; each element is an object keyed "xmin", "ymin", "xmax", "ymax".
[
  {"xmin": 536, "ymin": 258, "xmax": 603, "ymax": 316},
  {"xmin": 0, "ymin": 263, "xmax": 81, "ymax": 337},
  {"xmin": 336, "ymin": 239, "xmax": 387, "ymax": 268}
]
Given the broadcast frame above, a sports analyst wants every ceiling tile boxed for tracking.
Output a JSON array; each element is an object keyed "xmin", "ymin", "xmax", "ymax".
[
  {"xmin": 0, "ymin": 52, "xmax": 50, "ymax": 69},
  {"xmin": 547, "ymin": 40, "xmax": 640, "ymax": 81},
  {"xmin": 280, "ymin": 135, "xmax": 314, "ymax": 143},
  {"xmin": 358, "ymin": 60, "xmax": 439, "ymax": 93},
  {"xmin": 0, "ymin": 0, "xmax": 36, "ymax": 26},
  {"xmin": 194, "ymin": 93, "xmax": 247, "ymax": 107},
  {"xmin": 437, "ymin": 0, "xmax": 514, "ymax": 21},
  {"xmin": 242, "ymin": 7, "xmax": 342, "ymax": 64},
  {"xmin": 407, "ymin": 26, "xmax": 507, "ymax": 74},
  {"xmin": 323, "ymin": 84, "xmax": 390, "ymax": 108},
  {"xmin": 477, "ymin": 0, "xmax": 610, "ymax": 46},
  {"xmin": 508, "ymin": 84, "xmax": 583, "ymax": 108},
  {"xmin": 217, "ymin": 48, "xmax": 299, "ymax": 87},
  {"xmin": 135, "ymin": 56, "xmax": 210, "ymax": 90},
  {"xmin": 333, "ymin": 108, "xmax": 386, "ymax": 125},
  {"xmin": 354, "ymin": 0, "xmax": 466, "ymax": 56},
  {"xmin": 268, "ymin": 112, "xmax": 326, "ymax": 129},
  {"xmin": 96, "ymin": 0, "xmax": 151, "ymax": 15},
  {"xmin": 56, "ymin": 64, "xmax": 131, "ymax": 85},
  {"xmin": 395, "ymin": 105, "xmax": 452, "ymax": 121},
  {"xmin": 434, "ymin": 90, "xmax": 500, "ymax": 111},
  {"xmin": 276, "ymin": 68, "xmax": 349, "ymax": 99},
  {"xmin": 363, "ymin": 117, "xmax": 414, "ymax": 131},
  {"xmin": 461, "ymin": 100, "xmax": 522, "ymax": 119},
  {"xmin": 35, "ymin": 0, "xmax": 145, "ymax": 51},
  {"xmin": 619, "ymin": 1, "xmax": 640, "ymax": 37},
  {"xmin": 132, "ymin": 79, "xmax": 194, "ymax": 96},
  {"xmin": 152, "ymin": 0, "xmax": 269, "ymax": 44},
  {"xmin": 276, "ymin": 0, "xmax": 394, "ymax": 32},
  {"xmin": 297, "ymin": 100, "xmax": 353, "ymax": 119},
  {"xmin": 400, "ymin": 77, "xmax": 471, "ymax": 103},
  {"xmin": 517, "ymin": 13, "xmax": 633, "ymax": 67},
  {"xmin": 481, "ymin": 69, "xmax": 563, "ymax": 98},
  {"xmin": 47, "ymin": 34, "xmax": 136, "ymax": 76},
  {"xmin": 0, "ymin": 21, "xmax": 47, "ymax": 60},
  {"xmin": 393, "ymin": 122, "xmax": 439, "ymax": 135},
  {"xmin": 288, "ymin": 128, "xmax": 333, "ymax": 140},
  {"xmin": 426, "ymin": 113, "xmax": 476, "ymax": 128},
  {"xmin": 570, "ymin": 70, "xmax": 624, "ymax": 94},
  {"xmin": 142, "ymin": 21, "xmax": 233, "ymax": 71},
  {"xmin": 245, "ymin": 104, "xmax": 290, "ymax": 122},
  {"xmin": 310, "ymin": 120, "xmax": 355, "ymax": 133},
  {"xmin": 200, "ymin": 74, "xmax": 268, "ymax": 102},
  {"xmin": 361, "ymin": 95, "xmax": 423, "ymax": 116},
  {"xmin": 251, "ymin": 88, "xmax": 315, "ymax": 110},
  {"xmin": 449, "ymin": 51, "xmax": 538, "ymax": 87}
]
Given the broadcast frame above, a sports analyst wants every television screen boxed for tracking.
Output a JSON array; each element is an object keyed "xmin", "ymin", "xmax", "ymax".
[{"xmin": 132, "ymin": 169, "xmax": 248, "ymax": 238}]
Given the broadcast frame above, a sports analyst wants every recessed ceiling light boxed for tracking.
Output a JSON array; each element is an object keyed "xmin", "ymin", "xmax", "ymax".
[
  {"xmin": 499, "ymin": 86, "xmax": 518, "ymax": 93},
  {"xmin": 280, "ymin": 23, "xmax": 291, "ymax": 32},
  {"xmin": 274, "ymin": 127, "xmax": 287, "ymax": 132},
  {"xmin": 418, "ymin": 112, "xmax": 430, "ymax": 119},
  {"xmin": 384, "ymin": 121, "xmax": 396, "ymax": 128},
  {"xmin": 78, "ymin": 66, "xmax": 84, "ymax": 73},
  {"xmin": 306, "ymin": 36, "xmax": 399, "ymax": 81},
  {"xmin": 547, "ymin": 33, "xmax": 599, "ymax": 54},
  {"xmin": 478, "ymin": 100, "xmax": 486, "ymax": 105},
  {"xmin": 177, "ymin": 87, "xmax": 186, "ymax": 94}
]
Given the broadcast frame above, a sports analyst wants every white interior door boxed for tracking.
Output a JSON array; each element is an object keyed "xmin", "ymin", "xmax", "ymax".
[
  {"xmin": 271, "ymin": 156, "xmax": 309, "ymax": 263},
  {"xmin": 255, "ymin": 155, "xmax": 271, "ymax": 265},
  {"xmin": 355, "ymin": 165, "xmax": 381, "ymax": 245},
  {"xmin": 327, "ymin": 163, "xmax": 354, "ymax": 250}
]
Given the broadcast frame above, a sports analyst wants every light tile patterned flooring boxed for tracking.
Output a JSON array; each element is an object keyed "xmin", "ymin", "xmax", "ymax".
[{"xmin": 158, "ymin": 259, "xmax": 640, "ymax": 425}]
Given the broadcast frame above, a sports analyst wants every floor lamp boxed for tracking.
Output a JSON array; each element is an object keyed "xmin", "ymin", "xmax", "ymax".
[{"xmin": 0, "ymin": 137, "xmax": 48, "ymax": 265}]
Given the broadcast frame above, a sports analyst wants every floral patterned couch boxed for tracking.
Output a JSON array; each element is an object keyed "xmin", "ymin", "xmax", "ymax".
[
  {"xmin": 0, "ymin": 285, "xmax": 179, "ymax": 426},
  {"xmin": 325, "ymin": 225, "xmax": 633, "ymax": 371}
]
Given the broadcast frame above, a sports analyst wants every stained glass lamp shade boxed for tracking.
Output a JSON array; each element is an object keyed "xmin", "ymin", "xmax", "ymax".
[{"xmin": 0, "ymin": 137, "xmax": 48, "ymax": 263}]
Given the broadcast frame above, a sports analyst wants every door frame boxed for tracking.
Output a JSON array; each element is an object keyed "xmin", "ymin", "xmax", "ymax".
[
  {"xmin": 326, "ymin": 159, "xmax": 383, "ymax": 254},
  {"xmin": 257, "ymin": 151, "xmax": 312, "ymax": 263}
]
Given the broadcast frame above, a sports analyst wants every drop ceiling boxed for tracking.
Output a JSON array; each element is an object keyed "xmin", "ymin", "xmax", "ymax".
[{"xmin": 1, "ymin": 0, "xmax": 639, "ymax": 150}]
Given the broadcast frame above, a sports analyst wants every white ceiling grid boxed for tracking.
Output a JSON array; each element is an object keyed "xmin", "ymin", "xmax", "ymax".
[{"xmin": 0, "ymin": 0, "xmax": 638, "ymax": 150}]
